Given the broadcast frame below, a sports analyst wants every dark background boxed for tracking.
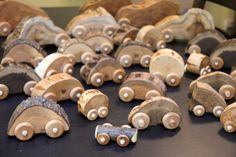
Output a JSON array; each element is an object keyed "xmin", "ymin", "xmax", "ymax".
[{"xmin": 0, "ymin": 37, "xmax": 236, "ymax": 157}]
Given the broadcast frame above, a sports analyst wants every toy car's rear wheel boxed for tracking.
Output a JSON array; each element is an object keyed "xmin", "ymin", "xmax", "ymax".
[
  {"xmin": 116, "ymin": 135, "xmax": 130, "ymax": 147},
  {"xmin": 162, "ymin": 112, "xmax": 180, "ymax": 130},
  {"xmin": 193, "ymin": 105, "xmax": 205, "ymax": 117},
  {"xmin": 44, "ymin": 92, "xmax": 57, "ymax": 102},
  {"xmin": 70, "ymin": 87, "xmax": 84, "ymax": 102},
  {"xmin": 14, "ymin": 122, "xmax": 34, "ymax": 141},
  {"xmin": 140, "ymin": 55, "xmax": 151, "ymax": 67},
  {"xmin": 210, "ymin": 56, "xmax": 224, "ymax": 70},
  {"xmin": 119, "ymin": 87, "xmax": 135, "ymax": 102},
  {"xmin": 45, "ymin": 120, "xmax": 64, "ymax": 138},
  {"xmin": 131, "ymin": 112, "xmax": 150, "ymax": 130},
  {"xmin": 23, "ymin": 81, "xmax": 37, "ymax": 96},
  {"xmin": 219, "ymin": 84, "xmax": 235, "ymax": 100},
  {"xmin": 119, "ymin": 55, "xmax": 132, "ymax": 67},
  {"xmin": 54, "ymin": 33, "xmax": 69, "ymax": 46},
  {"xmin": 112, "ymin": 69, "xmax": 126, "ymax": 83},
  {"xmin": 0, "ymin": 21, "xmax": 12, "ymax": 36},
  {"xmin": 91, "ymin": 73, "xmax": 104, "ymax": 87},
  {"xmin": 0, "ymin": 84, "xmax": 9, "ymax": 100}
]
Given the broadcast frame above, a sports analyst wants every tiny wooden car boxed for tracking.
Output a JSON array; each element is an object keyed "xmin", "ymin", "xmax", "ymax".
[
  {"xmin": 95, "ymin": 123, "xmax": 138, "ymax": 147},
  {"xmin": 119, "ymin": 72, "xmax": 166, "ymax": 102},
  {"xmin": 220, "ymin": 102, "xmax": 236, "ymax": 133},
  {"xmin": 0, "ymin": 63, "xmax": 40, "ymax": 100},
  {"xmin": 2, "ymin": 38, "xmax": 47, "ymax": 67},
  {"xmin": 77, "ymin": 89, "xmax": 109, "ymax": 121},
  {"xmin": 116, "ymin": 0, "xmax": 179, "ymax": 28},
  {"xmin": 4, "ymin": 16, "xmax": 69, "ymax": 47},
  {"xmin": 57, "ymin": 38, "xmax": 96, "ymax": 64},
  {"xmin": 149, "ymin": 48, "xmax": 185, "ymax": 86},
  {"xmin": 135, "ymin": 25, "xmax": 166, "ymax": 50},
  {"xmin": 80, "ymin": 54, "xmax": 126, "ymax": 87},
  {"xmin": 210, "ymin": 39, "xmax": 236, "ymax": 70},
  {"xmin": 7, "ymin": 96, "xmax": 70, "ymax": 141},
  {"xmin": 185, "ymin": 29, "xmax": 226, "ymax": 55},
  {"xmin": 35, "ymin": 53, "xmax": 74, "ymax": 79},
  {"xmin": 0, "ymin": 0, "xmax": 48, "ymax": 36},
  {"xmin": 231, "ymin": 65, "xmax": 236, "ymax": 81},
  {"xmin": 189, "ymin": 82, "xmax": 227, "ymax": 117},
  {"xmin": 31, "ymin": 73, "xmax": 84, "ymax": 102},
  {"xmin": 189, "ymin": 71, "xmax": 236, "ymax": 100},
  {"xmin": 128, "ymin": 96, "xmax": 182, "ymax": 130},
  {"xmin": 155, "ymin": 8, "xmax": 215, "ymax": 43},
  {"xmin": 114, "ymin": 41, "xmax": 153, "ymax": 68}
]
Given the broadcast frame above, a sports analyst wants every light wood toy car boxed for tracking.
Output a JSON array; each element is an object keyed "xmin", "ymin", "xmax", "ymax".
[
  {"xmin": 31, "ymin": 73, "xmax": 84, "ymax": 102},
  {"xmin": 3, "ymin": 16, "xmax": 70, "ymax": 48},
  {"xmin": 189, "ymin": 71, "xmax": 236, "ymax": 100},
  {"xmin": 231, "ymin": 65, "xmax": 236, "ymax": 81},
  {"xmin": 189, "ymin": 82, "xmax": 227, "ymax": 117},
  {"xmin": 116, "ymin": 0, "xmax": 179, "ymax": 28},
  {"xmin": 119, "ymin": 72, "xmax": 166, "ymax": 102},
  {"xmin": 128, "ymin": 96, "xmax": 182, "ymax": 130},
  {"xmin": 0, "ymin": 63, "xmax": 40, "ymax": 100},
  {"xmin": 95, "ymin": 123, "xmax": 138, "ymax": 147},
  {"xmin": 35, "ymin": 53, "xmax": 75, "ymax": 79},
  {"xmin": 114, "ymin": 41, "xmax": 153, "ymax": 68},
  {"xmin": 135, "ymin": 25, "xmax": 166, "ymax": 50},
  {"xmin": 77, "ymin": 89, "xmax": 109, "ymax": 121},
  {"xmin": 0, "ymin": 0, "xmax": 48, "ymax": 36},
  {"xmin": 7, "ymin": 96, "xmax": 70, "ymax": 141},
  {"xmin": 155, "ymin": 8, "xmax": 215, "ymax": 43},
  {"xmin": 220, "ymin": 102, "xmax": 236, "ymax": 133},
  {"xmin": 149, "ymin": 48, "xmax": 185, "ymax": 87},
  {"xmin": 57, "ymin": 38, "xmax": 96, "ymax": 64},
  {"xmin": 80, "ymin": 54, "xmax": 126, "ymax": 87},
  {"xmin": 2, "ymin": 38, "xmax": 47, "ymax": 68},
  {"xmin": 209, "ymin": 39, "xmax": 236, "ymax": 70},
  {"xmin": 185, "ymin": 29, "xmax": 226, "ymax": 55}
]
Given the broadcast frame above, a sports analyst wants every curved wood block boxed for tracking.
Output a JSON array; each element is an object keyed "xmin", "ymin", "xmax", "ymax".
[
  {"xmin": 220, "ymin": 102, "xmax": 236, "ymax": 133},
  {"xmin": 116, "ymin": 0, "xmax": 179, "ymax": 28},
  {"xmin": 7, "ymin": 96, "xmax": 70, "ymax": 141}
]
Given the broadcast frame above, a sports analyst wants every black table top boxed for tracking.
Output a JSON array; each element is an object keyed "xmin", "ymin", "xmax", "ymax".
[{"xmin": 0, "ymin": 38, "xmax": 235, "ymax": 157}]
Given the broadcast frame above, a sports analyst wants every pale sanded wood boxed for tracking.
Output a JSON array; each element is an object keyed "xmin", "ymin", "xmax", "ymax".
[
  {"xmin": 231, "ymin": 65, "xmax": 236, "ymax": 81},
  {"xmin": 220, "ymin": 102, "xmax": 236, "ymax": 133}
]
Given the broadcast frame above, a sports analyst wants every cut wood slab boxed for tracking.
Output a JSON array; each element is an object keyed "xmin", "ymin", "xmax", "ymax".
[
  {"xmin": 128, "ymin": 96, "xmax": 182, "ymax": 130},
  {"xmin": 116, "ymin": 0, "xmax": 179, "ymax": 28},
  {"xmin": 220, "ymin": 102, "xmax": 236, "ymax": 133},
  {"xmin": 7, "ymin": 96, "xmax": 70, "ymax": 141}
]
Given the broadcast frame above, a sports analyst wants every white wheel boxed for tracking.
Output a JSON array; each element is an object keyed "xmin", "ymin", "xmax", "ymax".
[
  {"xmin": 81, "ymin": 52, "xmax": 93, "ymax": 64},
  {"xmin": 166, "ymin": 73, "xmax": 181, "ymax": 87},
  {"xmin": 100, "ymin": 42, "xmax": 113, "ymax": 54},
  {"xmin": 91, "ymin": 73, "xmax": 104, "ymax": 87},
  {"xmin": 162, "ymin": 112, "xmax": 180, "ymax": 129},
  {"xmin": 103, "ymin": 123, "xmax": 112, "ymax": 127},
  {"xmin": 45, "ymin": 120, "xmax": 64, "ymax": 138},
  {"xmin": 156, "ymin": 40, "xmax": 166, "ymax": 50},
  {"xmin": 121, "ymin": 125, "xmax": 131, "ymax": 128},
  {"xmin": 145, "ymin": 90, "xmax": 161, "ymax": 100},
  {"xmin": 54, "ymin": 33, "xmax": 69, "ymax": 46},
  {"xmin": 210, "ymin": 57, "xmax": 224, "ymax": 70},
  {"xmin": 162, "ymin": 29, "xmax": 174, "ymax": 43},
  {"xmin": 131, "ymin": 112, "xmax": 150, "ymax": 130},
  {"xmin": 0, "ymin": 84, "xmax": 9, "ymax": 100},
  {"xmin": 219, "ymin": 85, "xmax": 235, "ymax": 100},
  {"xmin": 87, "ymin": 109, "xmax": 98, "ymax": 121},
  {"xmin": 23, "ymin": 81, "xmax": 37, "ymax": 96},
  {"xmin": 118, "ymin": 18, "xmax": 131, "ymax": 27},
  {"xmin": 98, "ymin": 107, "xmax": 109, "ymax": 118},
  {"xmin": 193, "ymin": 105, "xmax": 205, "ymax": 117},
  {"xmin": 188, "ymin": 45, "xmax": 201, "ymax": 54},
  {"xmin": 0, "ymin": 21, "xmax": 12, "ymax": 36},
  {"xmin": 224, "ymin": 121, "xmax": 235, "ymax": 133},
  {"xmin": 119, "ymin": 87, "xmax": 135, "ymax": 102},
  {"xmin": 212, "ymin": 105, "xmax": 224, "ymax": 117},
  {"xmin": 140, "ymin": 55, "xmax": 151, "ymax": 67},
  {"xmin": 97, "ymin": 133, "xmax": 110, "ymax": 145},
  {"xmin": 119, "ymin": 55, "xmax": 132, "ymax": 67},
  {"xmin": 112, "ymin": 69, "xmax": 126, "ymax": 83},
  {"xmin": 71, "ymin": 25, "xmax": 87, "ymax": 38},
  {"xmin": 103, "ymin": 25, "xmax": 116, "ymax": 36},
  {"xmin": 14, "ymin": 122, "xmax": 34, "ymax": 141}
]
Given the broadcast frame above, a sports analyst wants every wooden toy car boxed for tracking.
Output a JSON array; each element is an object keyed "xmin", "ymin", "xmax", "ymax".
[
  {"xmin": 210, "ymin": 39, "xmax": 236, "ymax": 70},
  {"xmin": 77, "ymin": 89, "xmax": 109, "ymax": 121},
  {"xmin": 135, "ymin": 25, "xmax": 166, "ymax": 50},
  {"xmin": 0, "ymin": 63, "xmax": 40, "ymax": 100},
  {"xmin": 185, "ymin": 52, "xmax": 211, "ymax": 75},
  {"xmin": 79, "ymin": 0, "xmax": 132, "ymax": 16},
  {"xmin": 0, "ymin": 0, "xmax": 48, "ymax": 36},
  {"xmin": 31, "ymin": 73, "xmax": 84, "ymax": 102},
  {"xmin": 155, "ymin": 8, "xmax": 215, "ymax": 43},
  {"xmin": 231, "ymin": 65, "xmax": 236, "ymax": 81},
  {"xmin": 2, "ymin": 38, "xmax": 47, "ymax": 67},
  {"xmin": 189, "ymin": 82, "xmax": 226, "ymax": 117},
  {"xmin": 35, "ymin": 53, "xmax": 74, "ymax": 79},
  {"xmin": 3, "ymin": 16, "xmax": 69, "ymax": 47},
  {"xmin": 185, "ymin": 29, "xmax": 226, "ymax": 55},
  {"xmin": 149, "ymin": 48, "xmax": 185, "ymax": 87},
  {"xmin": 128, "ymin": 96, "xmax": 182, "ymax": 130},
  {"xmin": 116, "ymin": 0, "xmax": 179, "ymax": 28},
  {"xmin": 7, "ymin": 96, "xmax": 70, "ymax": 141},
  {"xmin": 189, "ymin": 71, "xmax": 236, "ymax": 100},
  {"xmin": 57, "ymin": 38, "xmax": 96, "ymax": 64},
  {"xmin": 114, "ymin": 41, "xmax": 153, "ymax": 68},
  {"xmin": 80, "ymin": 54, "xmax": 126, "ymax": 87},
  {"xmin": 119, "ymin": 72, "xmax": 166, "ymax": 102},
  {"xmin": 95, "ymin": 123, "xmax": 138, "ymax": 147},
  {"xmin": 220, "ymin": 102, "xmax": 236, "ymax": 133}
]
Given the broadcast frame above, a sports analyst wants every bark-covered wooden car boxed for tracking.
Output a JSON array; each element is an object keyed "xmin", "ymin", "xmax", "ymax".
[
  {"xmin": 31, "ymin": 73, "xmax": 84, "ymax": 102},
  {"xmin": 210, "ymin": 39, "xmax": 236, "ymax": 70},
  {"xmin": 220, "ymin": 102, "xmax": 236, "ymax": 133},
  {"xmin": 2, "ymin": 38, "xmax": 47, "ymax": 67},
  {"xmin": 189, "ymin": 72, "xmax": 236, "ymax": 100},
  {"xmin": 0, "ymin": 63, "xmax": 40, "ymax": 100},
  {"xmin": 155, "ymin": 8, "xmax": 215, "ymax": 43},
  {"xmin": 80, "ymin": 54, "xmax": 126, "ymax": 87},
  {"xmin": 149, "ymin": 48, "xmax": 185, "ymax": 87},
  {"xmin": 114, "ymin": 41, "xmax": 153, "ymax": 68},
  {"xmin": 0, "ymin": 0, "xmax": 48, "ymax": 36},
  {"xmin": 189, "ymin": 82, "xmax": 227, "ymax": 117},
  {"xmin": 35, "ymin": 53, "xmax": 74, "ymax": 79},
  {"xmin": 119, "ymin": 72, "xmax": 166, "ymax": 102},
  {"xmin": 77, "ymin": 89, "xmax": 109, "ymax": 121},
  {"xmin": 128, "ymin": 96, "xmax": 182, "ymax": 130},
  {"xmin": 3, "ymin": 16, "xmax": 69, "ymax": 47},
  {"xmin": 135, "ymin": 25, "xmax": 166, "ymax": 50},
  {"xmin": 185, "ymin": 29, "xmax": 226, "ymax": 55},
  {"xmin": 7, "ymin": 96, "xmax": 70, "ymax": 141},
  {"xmin": 115, "ymin": 0, "xmax": 179, "ymax": 28},
  {"xmin": 95, "ymin": 123, "xmax": 138, "ymax": 147}
]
